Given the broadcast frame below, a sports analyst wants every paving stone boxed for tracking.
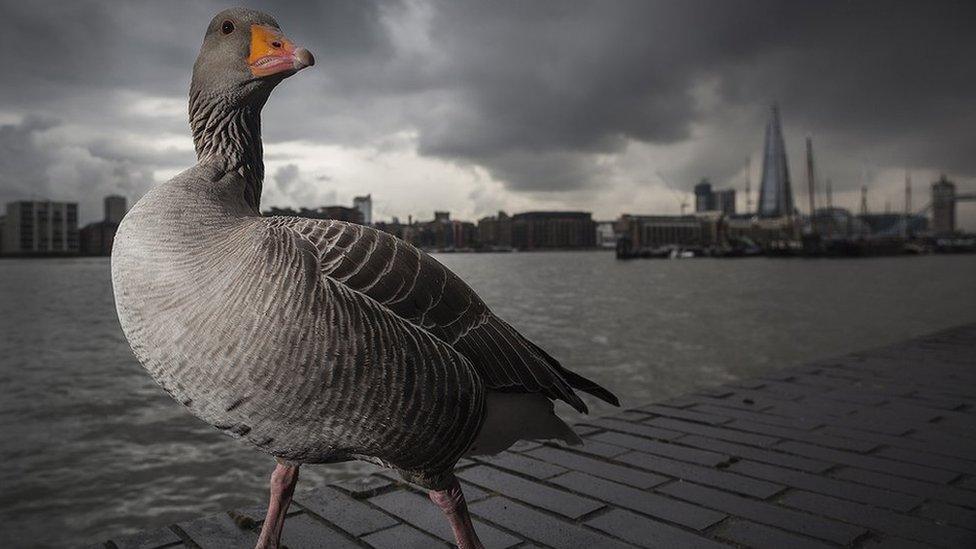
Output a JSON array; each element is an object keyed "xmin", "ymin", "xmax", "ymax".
[
  {"xmin": 590, "ymin": 431, "xmax": 729, "ymax": 466},
  {"xmin": 713, "ymin": 518, "xmax": 835, "ymax": 549},
  {"xmin": 361, "ymin": 523, "xmax": 445, "ymax": 549},
  {"xmin": 917, "ymin": 501, "xmax": 976, "ymax": 531},
  {"xmin": 551, "ymin": 471, "xmax": 724, "ymax": 530},
  {"xmin": 721, "ymin": 387, "xmax": 799, "ymax": 404},
  {"xmin": 857, "ymin": 535, "xmax": 936, "ymax": 549},
  {"xmin": 677, "ymin": 434, "xmax": 833, "ymax": 473},
  {"xmin": 469, "ymin": 496, "xmax": 631, "ymax": 549},
  {"xmin": 776, "ymin": 441, "xmax": 960, "ymax": 484},
  {"xmin": 726, "ymin": 419, "xmax": 880, "ymax": 452},
  {"xmin": 695, "ymin": 392, "xmax": 779, "ymax": 411},
  {"xmin": 727, "ymin": 460, "xmax": 923, "ymax": 512},
  {"xmin": 765, "ymin": 399, "xmax": 860, "ymax": 419},
  {"xmin": 780, "ymin": 490, "xmax": 976, "ymax": 547},
  {"xmin": 571, "ymin": 424, "xmax": 602, "ymax": 436},
  {"xmin": 110, "ymin": 526, "xmax": 182, "ymax": 549},
  {"xmin": 176, "ymin": 513, "xmax": 258, "ymax": 549},
  {"xmin": 637, "ymin": 404, "xmax": 732, "ymax": 425},
  {"xmin": 227, "ymin": 504, "xmax": 274, "ymax": 526},
  {"xmin": 330, "ymin": 474, "xmax": 394, "ymax": 498},
  {"xmin": 474, "ymin": 451, "xmax": 568, "ymax": 479},
  {"xmin": 508, "ymin": 440, "xmax": 543, "ymax": 452},
  {"xmin": 280, "ymin": 513, "xmax": 360, "ymax": 549},
  {"xmin": 615, "ymin": 450, "xmax": 785, "ymax": 499},
  {"xmin": 612, "ymin": 410, "xmax": 653, "ymax": 422},
  {"xmin": 376, "ymin": 471, "xmax": 491, "ymax": 503},
  {"xmin": 828, "ymin": 414, "xmax": 916, "ymax": 436},
  {"xmin": 645, "ymin": 417, "xmax": 780, "ymax": 447},
  {"xmin": 573, "ymin": 438, "xmax": 630, "ymax": 458},
  {"xmin": 657, "ymin": 481, "xmax": 866, "ymax": 545},
  {"xmin": 909, "ymin": 430, "xmax": 976, "ymax": 457},
  {"xmin": 831, "ymin": 467, "xmax": 976, "ymax": 508},
  {"xmin": 874, "ymin": 446, "xmax": 976, "ymax": 476},
  {"xmin": 819, "ymin": 425, "xmax": 976, "ymax": 462},
  {"xmin": 585, "ymin": 508, "xmax": 728, "ymax": 549},
  {"xmin": 369, "ymin": 490, "xmax": 520, "ymax": 548},
  {"xmin": 959, "ymin": 476, "xmax": 976, "ymax": 492},
  {"xmin": 526, "ymin": 445, "xmax": 668, "ymax": 488},
  {"xmin": 756, "ymin": 379, "xmax": 827, "ymax": 399},
  {"xmin": 458, "ymin": 465, "xmax": 603, "ymax": 519},
  {"xmin": 880, "ymin": 401, "xmax": 957, "ymax": 422},
  {"xmin": 297, "ymin": 486, "xmax": 398, "ymax": 537},
  {"xmin": 817, "ymin": 389, "xmax": 890, "ymax": 406},
  {"xmin": 580, "ymin": 418, "xmax": 683, "ymax": 440},
  {"xmin": 691, "ymin": 403, "xmax": 822, "ymax": 430},
  {"xmin": 657, "ymin": 395, "xmax": 701, "ymax": 409}
]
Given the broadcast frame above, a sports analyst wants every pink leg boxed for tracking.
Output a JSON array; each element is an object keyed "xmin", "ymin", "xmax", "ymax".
[
  {"xmin": 429, "ymin": 476, "xmax": 484, "ymax": 549},
  {"xmin": 255, "ymin": 461, "xmax": 300, "ymax": 549}
]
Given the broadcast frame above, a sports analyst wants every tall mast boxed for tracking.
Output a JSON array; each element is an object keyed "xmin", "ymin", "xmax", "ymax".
[
  {"xmin": 825, "ymin": 178, "xmax": 833, "ymax": 238},
  {"xmin": 805, "ymin": 136, "xmax": 817, "ymax": 231},
  {"xmin": 745, "ymin": 155, "xmax": 752, "ymax": 214},
  {"xmin": 903, "ymin": 170, "xmax": 912, "ymax": 237}
]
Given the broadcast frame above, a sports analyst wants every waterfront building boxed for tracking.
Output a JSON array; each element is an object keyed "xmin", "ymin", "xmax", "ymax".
[
  {"xmin": 757, "ymin": 104, "xmax": 795, "ymax": 218},
  {"xmin": 694, "ymin": 179, "xmax": 736, "ymax": 215},
  {"xmin": 617, "ymin": 215, "xmax": 702, "ymax": 250},
  {"xmin": 714, "ymin": 189, "xmax": 736, "ymax": 215},
  {"xmin": 511, "ymin": 211, "xmax": 596, "ymax": 250},
  {"xmin": 80, "ymin": 195, "xmax": 129, "ymax": 256},
  {"xmin": 477, "ymin": 211, "xmax": 513, "ymax": 249},
  {"xmin": 451, "ymin": 220, "xmax": 478, "ymax": 249},
  {"xmin": 1, "ymin": 200, "xmax": 79, "ymax": 256},
  {"xmin": 104, "ymin": 195, "xmax": 128, "ymax": 224},
  {"xmin": 353, "ymin": 194, "xmax": 372, "ymax": 225},
  {"xmin": 694, "ymin": 179, "xmax": 714, "ymax": 212},
  {"xmin": 859, "ymin": 213, "xmax": 928, "ymax": 237},
  {"xmin": 320, "ymin": 206, "xmax": 365, "ymax": 224},
  {"xmin": 931, "ymin": 175, "xmax": 956, "ymax": 234},
  {"xmin": 595, "ymin": 221, "xmax": 617, "ymax": 249},
  {"xmin": 80, "ymin": 221, "xmax": 118, "ymax": 256},
  {"xmin": 725, "ymin": 215, "xmax": 797, "ymax": 245}
]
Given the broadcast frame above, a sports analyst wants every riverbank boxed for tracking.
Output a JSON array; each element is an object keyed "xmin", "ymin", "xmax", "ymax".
[{"xmin": 98, "ymin": 323, "xmax": 976, "ymax": 548}]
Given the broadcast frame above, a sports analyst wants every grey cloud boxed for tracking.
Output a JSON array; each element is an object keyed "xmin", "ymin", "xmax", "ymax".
[
  {"xmin": 0, "ymin": 116, "xmax": 156, "ymax": 223},
  {"xmin": 0, "ymin": 0, "xmax": 973, "ymax": 219}
]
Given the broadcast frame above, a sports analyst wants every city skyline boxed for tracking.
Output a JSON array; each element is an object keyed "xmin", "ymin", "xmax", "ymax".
[{"xmin": 0, "ymin": 1, "xmax": 974, "ymax": 229}]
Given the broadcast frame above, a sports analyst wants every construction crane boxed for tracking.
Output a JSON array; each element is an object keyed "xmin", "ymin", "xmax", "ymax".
[{"xmin": 656, "ymin": 171, "xmax": 690, "ymax": 215}]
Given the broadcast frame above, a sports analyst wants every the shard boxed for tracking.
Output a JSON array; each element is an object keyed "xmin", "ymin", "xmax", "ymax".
[{"xmin": 757, "ymin": 104, "xmax": 795, "ymax": 217}]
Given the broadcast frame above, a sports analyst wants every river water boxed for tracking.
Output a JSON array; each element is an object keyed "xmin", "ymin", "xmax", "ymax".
[{"xmin": 1, "ymin": 252, "xmax": 974, "ymax": 547}]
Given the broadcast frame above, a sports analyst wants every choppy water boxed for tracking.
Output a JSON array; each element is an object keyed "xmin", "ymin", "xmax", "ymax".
[{"xmin": 1, "ymin": 252, "xmax": 975, "ymax": 547}]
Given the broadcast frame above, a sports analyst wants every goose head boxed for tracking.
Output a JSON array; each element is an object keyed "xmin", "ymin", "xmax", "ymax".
[{"xmin": 190, "ymin": 7, "xmax": 314, "ymax": 108}]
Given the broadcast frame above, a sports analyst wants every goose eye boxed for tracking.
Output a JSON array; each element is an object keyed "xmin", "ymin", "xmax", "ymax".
[{"xmin": 221, "ymin": 20, "xmax": 235, "ymax": 34}]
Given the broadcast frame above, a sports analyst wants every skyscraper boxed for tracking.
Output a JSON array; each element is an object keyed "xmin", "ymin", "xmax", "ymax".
[
  {"xmin": 757, "ymin": 104, "xmax": 795, "ymax": 218},
  {"xmin": 2, "ymin": 200, "xmax": 79, "ymax": 255},
  {"xmin": 104, "ymin": 195, "xmax": 128, "ymax": 224},
  {"xmin": 353, "ymin": 194, "xmax": 372, "ymax": 225}
]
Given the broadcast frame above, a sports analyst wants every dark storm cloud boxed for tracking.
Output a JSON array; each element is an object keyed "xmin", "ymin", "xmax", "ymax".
[{"xmin": 0, "ymin": 0, "xmax": 972, "ymax": 219}]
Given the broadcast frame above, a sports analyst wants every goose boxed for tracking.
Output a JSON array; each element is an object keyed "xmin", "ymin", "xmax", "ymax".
[{"xmin": 111, "ymin": 7, "xmax": 618, "ymax": 549}]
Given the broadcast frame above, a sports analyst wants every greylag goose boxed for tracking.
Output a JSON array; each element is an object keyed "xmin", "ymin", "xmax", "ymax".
[{"xmin": 111, "ymin": 7, "xmax": 618, "ymax": 549}]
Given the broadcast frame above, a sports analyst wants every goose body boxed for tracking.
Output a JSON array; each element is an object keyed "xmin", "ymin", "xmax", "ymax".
[{"xmin": 112, "ymin": 8, "xmax": 617, "ymax": 548}]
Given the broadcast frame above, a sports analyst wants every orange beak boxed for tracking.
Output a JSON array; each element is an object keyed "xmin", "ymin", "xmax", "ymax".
[{"xmin": 248, "ymin": 25, "xmax": 314, "ymax": 77}]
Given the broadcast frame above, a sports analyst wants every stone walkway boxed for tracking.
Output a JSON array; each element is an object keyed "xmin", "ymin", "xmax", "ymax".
[{"xmin": 100, "ymin": 324, "xmax": 976, "ymax": 548}]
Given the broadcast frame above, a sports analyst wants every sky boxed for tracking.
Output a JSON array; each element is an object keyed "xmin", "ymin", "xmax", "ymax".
[{"xmin": 0, "ymin": 0, "xmax": 974, "ymax": 228}]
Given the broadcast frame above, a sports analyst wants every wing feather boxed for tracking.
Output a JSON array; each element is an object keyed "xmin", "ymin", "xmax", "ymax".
[{"xmin": 270, "ymin": 217, "xmax": 618, "ymax": 412}]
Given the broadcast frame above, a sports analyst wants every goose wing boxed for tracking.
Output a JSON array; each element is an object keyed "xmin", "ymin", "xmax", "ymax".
[{"xmin": 268, "ymin": 217, "xmax": 618, "ymax": 413}]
